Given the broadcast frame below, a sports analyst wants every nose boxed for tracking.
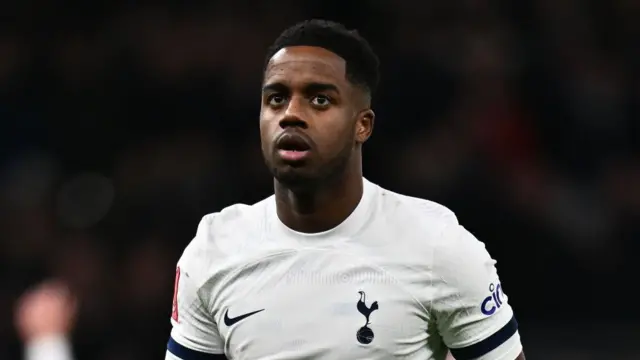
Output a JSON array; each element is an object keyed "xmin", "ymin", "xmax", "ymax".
[{"xmin": 279, "ymin": 98, "xmax": 308, "ymax": 129}]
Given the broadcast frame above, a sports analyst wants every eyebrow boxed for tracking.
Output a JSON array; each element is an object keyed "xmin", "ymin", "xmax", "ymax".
[{"xmin": 262, "ymin": 82, "xmax": 340, "ymax": 94}]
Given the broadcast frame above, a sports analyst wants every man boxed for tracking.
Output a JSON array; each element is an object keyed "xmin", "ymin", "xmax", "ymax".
[
  {"xmin": 166, "ymin": 20, "xmax": 525, "ymax": 360},
  {"xmin": 15, "ymin": 281, "xmax": 77, "ymax": 360}
]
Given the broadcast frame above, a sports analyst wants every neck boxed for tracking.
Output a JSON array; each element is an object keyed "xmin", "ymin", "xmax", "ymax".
[{"xmin": 274, "ymin": 162, "xmax": 364, "ymax": 233}]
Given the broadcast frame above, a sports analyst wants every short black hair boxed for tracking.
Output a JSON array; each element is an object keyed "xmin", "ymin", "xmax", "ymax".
[{"xmin": 264, "ymin": 19, "xmax": 380, "ymax": 96}]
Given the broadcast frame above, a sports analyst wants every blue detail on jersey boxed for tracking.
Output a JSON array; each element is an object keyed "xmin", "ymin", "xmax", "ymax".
[
  {"xmin": 480, "ymin": 283, "xmax": 503, "ymax": 316},
  {"xmin": 167, "ymin": 336, "xmax": 226, "ymax": 360},
  {"xmin": 449, "ymin": 315, "xmax": 518, "ymax": 360}
]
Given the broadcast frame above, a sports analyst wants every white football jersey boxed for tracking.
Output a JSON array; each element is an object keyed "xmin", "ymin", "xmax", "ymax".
[{"xmin": 166, "ymin": 179, "xmax": 523, "ymax": 360}]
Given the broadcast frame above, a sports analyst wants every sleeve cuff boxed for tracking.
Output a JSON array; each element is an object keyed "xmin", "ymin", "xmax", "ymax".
[{"xmin": 25, "ymin": 334, "xmax": 74, "ymax": 360}]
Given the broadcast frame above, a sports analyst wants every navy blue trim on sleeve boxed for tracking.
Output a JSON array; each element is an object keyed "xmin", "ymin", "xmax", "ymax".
[
  {"xmin": 167, "ymin": 336, "xmax": 227, "ymax": 360},
  {"xmin": 449, "ymin": 315, "xmax": 518, "ymax": 360}
]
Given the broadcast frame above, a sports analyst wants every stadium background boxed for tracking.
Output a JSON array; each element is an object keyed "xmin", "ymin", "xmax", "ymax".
[{"xmin": 1, "ymin": 1, "xmax": 638, "ymax": 359}]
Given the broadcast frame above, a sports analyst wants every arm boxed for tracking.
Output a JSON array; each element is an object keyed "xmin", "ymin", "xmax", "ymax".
[
  {"xmin": 432, "ymin": 225, "xmax": 525, "ymax": 360},
  {"xmin": 166, "ymin": 264, "xmax": 227, "ymax": 360},
  {"xmin": 166, "ymin": 217, "xmax": 228, "ymax": 360},
  {"xmin": 448, "ymin": 352, "xmax": 526, "ymax": 360},
  {"xmin": 447, "ymin": 351, "xmax": 525, "ymax": 360},
  {"xmin": 15, "ymin": 281, "xmax": 77, "ymax": 360}
]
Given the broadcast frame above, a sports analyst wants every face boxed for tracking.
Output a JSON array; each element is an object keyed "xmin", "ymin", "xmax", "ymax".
[{"xmin": 260, "ymin": 46, "xmax": 374, "ymax": 188}]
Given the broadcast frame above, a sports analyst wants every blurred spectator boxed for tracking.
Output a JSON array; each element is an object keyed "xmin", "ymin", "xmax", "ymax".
[{"xmin": 15, "ymin": 281, "xmax": 76, "ymax": 360}]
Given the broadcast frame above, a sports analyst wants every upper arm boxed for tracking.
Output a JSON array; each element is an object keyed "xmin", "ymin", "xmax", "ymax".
[
  {"xmin": 166, "ymin": 217, "xmax": 227, "ymax": 360},
  {"xmin": 432, "ymin": 225, "xmax": 524, "ymax": 360}
]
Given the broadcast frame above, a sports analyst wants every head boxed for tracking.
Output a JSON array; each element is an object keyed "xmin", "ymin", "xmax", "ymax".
[{"xmin": 260, "ymin": 20, "xmax": 379, "ymax": 190}]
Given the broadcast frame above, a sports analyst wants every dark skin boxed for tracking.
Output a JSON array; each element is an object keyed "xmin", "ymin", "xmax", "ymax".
[
  {"xmin": 260, "ymin": 45, "xmax": 374, "ymax": 233},
  {"xmin": 260, "ymin": 45, "xmax": 526, "ymax": 360}
]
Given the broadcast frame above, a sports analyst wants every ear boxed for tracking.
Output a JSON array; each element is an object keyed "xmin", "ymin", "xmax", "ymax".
[{"xmin": 355, "ymin": 109, "xmax": 375, "ymax": 144}]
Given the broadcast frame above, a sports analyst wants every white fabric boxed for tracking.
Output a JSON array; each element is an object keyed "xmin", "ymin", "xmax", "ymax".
[
  {"xmin": 167, "ymin": 178, "xmax": 522, "ymax": 359},
  {"xmin": 164, "ymin": 350, "xmax": 183, "ymax": 360},
  {"xmin": 25, "ymin": 334, "xmax": 73, "ymax": 360}
]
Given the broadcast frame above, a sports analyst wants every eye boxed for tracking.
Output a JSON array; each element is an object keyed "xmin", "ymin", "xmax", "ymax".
[
  {"xmin": 267, "ymin": 94, "xmax": 286, "ymax": 106},
  {"xmin": 311, "ymin": 95, "xmax": 331, "ymax": 107}
]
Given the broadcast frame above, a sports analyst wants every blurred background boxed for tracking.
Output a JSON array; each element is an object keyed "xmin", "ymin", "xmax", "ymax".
[{"xmin": 1, "ymin": 0, "xmax": 638, "ymax": 359}]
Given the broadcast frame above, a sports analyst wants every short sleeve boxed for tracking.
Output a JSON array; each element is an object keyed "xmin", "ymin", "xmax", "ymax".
[
  {"xmin": 431, "ymin": 225, "xmax": 522, "ymax": 360},
  {"xmin": 166, "ymin": 216, "xmax": 225, "ymax": 359}
]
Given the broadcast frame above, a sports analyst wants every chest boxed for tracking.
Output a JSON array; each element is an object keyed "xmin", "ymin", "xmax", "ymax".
[{"xmin": 209, "ymin": 250, "xmax": 444, "ymax": 359}]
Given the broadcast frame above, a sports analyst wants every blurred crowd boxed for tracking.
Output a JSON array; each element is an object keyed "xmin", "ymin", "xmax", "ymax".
[{"xmin": 1, "ymin": 1, "xmax": 638, "ymax": 359}]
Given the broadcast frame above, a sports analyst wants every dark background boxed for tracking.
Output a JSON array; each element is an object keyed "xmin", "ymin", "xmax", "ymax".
[{"xmin": 1, "ymin": 1, "xmax": 638, "ymax": 359}]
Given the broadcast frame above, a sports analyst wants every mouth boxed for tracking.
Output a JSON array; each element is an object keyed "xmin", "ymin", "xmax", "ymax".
[{"xmin": 275, "ymin": 132, "xmax": 312, "ymax": 162}]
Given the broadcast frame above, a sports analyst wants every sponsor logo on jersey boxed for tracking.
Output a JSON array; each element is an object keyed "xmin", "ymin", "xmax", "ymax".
[{"xmin": 480, "ymin": 282, "xmax": 503, "ymax": 316}]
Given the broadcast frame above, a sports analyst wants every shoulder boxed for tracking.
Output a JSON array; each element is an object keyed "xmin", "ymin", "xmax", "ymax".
[
  {"xmin": 374, "ymin": 185, "xmax": 460, "ymax": 239},
  {"xmin": 378, "ymin": 187, "xmax": 458, "ymax": 223},
  {"xmin": 176, "ymin": 196, "xmax": 274, "ymax": 282},
  {"xmin": 210, "ymin": 197, "xmax": 273, "ymax": 240},
  {"xmin": 374, "ymin": 184, "xmax": 491, "ymax": 266}
]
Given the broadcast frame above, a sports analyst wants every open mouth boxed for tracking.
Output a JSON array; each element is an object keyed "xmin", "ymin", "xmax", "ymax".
[
  {"xmin": 276, "ymin": 133, "xmax": 311, "ymax": 152},
  {"xmin": 276, "ymin": 132, "xmax": 312, "ymax": 162}
]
